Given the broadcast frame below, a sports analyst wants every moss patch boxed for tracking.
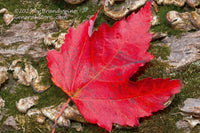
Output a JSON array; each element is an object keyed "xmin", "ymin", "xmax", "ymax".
[
  {"xmin": 30, "ymin": 56, "xmax": 52, "ymax": 86},
  {"xmin": 135, "ymin": 61, "xmax": 200, "ymax": 133},
  {"xmin": 149, "ymin": 44, "xmax": 170, "ymax": 60}
]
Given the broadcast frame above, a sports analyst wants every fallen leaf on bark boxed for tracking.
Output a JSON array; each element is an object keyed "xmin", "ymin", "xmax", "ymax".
[{"xmin": 47, "ymin": 2, "xmax": 181, "ymax": 132}]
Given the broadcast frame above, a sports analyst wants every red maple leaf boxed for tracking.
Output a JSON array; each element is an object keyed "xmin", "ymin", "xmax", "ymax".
[{"xmin": 47, "ymin": 2, "xmax": 181, "ymax": 132}]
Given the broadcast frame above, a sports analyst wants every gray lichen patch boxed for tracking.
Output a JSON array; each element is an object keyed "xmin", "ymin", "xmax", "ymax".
[
  {"xmin": 164, "ymin": 31, "xmax": 200, "ymax": 68},
  {"xmin": 0, "ymin": 21, "xmax": 58, "ymax": 58},
  {"xmin": 2, "ymin": 116, "xmax": 20, "ymax": 130}
]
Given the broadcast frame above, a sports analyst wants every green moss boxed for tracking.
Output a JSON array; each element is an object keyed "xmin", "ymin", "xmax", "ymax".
[
  {"xmin": 30, "ymin": 57, "xmax": 52, "ymax": 86},
  {"xmin": 51, "ymin": 31, "xmax": 61, "ymax": 37},
  {"xmin": 149, "ymin": 44, "xmax": 170, "ymax": 60},
  {"xmin": 0, "ymin": 80, "xmax": 69, "ymax": 132},
  {"xmin": 0, "ymin": 56, "xmax": 9, "ymax": 66},
  {"xmin": 16, "ymin": 60, "xmax": 26, "ymax": 70},
  {"xmin": 37, "ymin": 85, "xmax": 68, "ymax": 109},
  {"xmin": 0, "ymin": 54, "xmax": 20, "ymax": 66},
  {"xmin": 138, "ymin": 111, "xmax": 181, "ymax": 133},
  {"xmin": 0, "ymin": 75, "xmax": 69, "ymax": 132},
  {"xmin": 0, "ymin": 61, "xmax": 8, "ymax": 66},
  {"xmin": 94, "ymin": 10, "xmax": 116, "ymax": 28},
  {"xmin": 51, "ymin": 28, "xmax": 67, "ymax": 38},
  {"xmin": 1, "ymin": 86, "xmax": 32, "ymax": 116},
  {"xmin": 0, "ymin": 80, "xmax": 67, "ymax": 114},
  {"xmin": 70, "ymin": 1, "xmax": 100, "ymax": 22},
  {"xmin": 171, "ymin": 62, "xmax": 200, "ymax": 100},
  {"xmin": 134, "ymin": 61, "xmax": 200, "ymax": 133},
  {"xmin": 136, "ymin": 60, "xmax": 170, "ymax": 80}
]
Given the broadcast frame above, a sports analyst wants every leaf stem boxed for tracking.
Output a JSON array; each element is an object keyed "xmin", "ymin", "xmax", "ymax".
[{"xmin": 52, "ymin": 97, "xmax": 71, "ymax": 133}]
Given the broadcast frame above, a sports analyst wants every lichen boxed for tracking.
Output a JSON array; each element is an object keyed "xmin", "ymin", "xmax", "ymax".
[
  {"xmin": 0, "ymin": 42, "xmax": 22, "ymax": 50},
  {"xmin": 151, "ymin": 4, "xmax": 195, "ymax": 36}
]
